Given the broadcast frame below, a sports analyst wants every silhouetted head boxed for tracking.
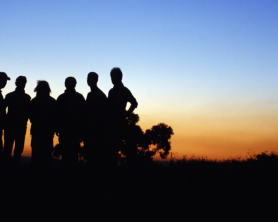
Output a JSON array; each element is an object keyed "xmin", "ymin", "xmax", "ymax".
[
  {"xmin": 65, "ymin": 77, "xmax": 77, "ymax": 90},
  {"xmin": 34, "ymin": 80, "xmax": 51, "ymax": 96},
  {"xmin": 110, "ymin": 68, "xmax": 123, "ymax": 86},
  {"xmin": 87, "ymin": 72, "xmax": 98, "ymax": 87},
  {"xmin": 15, "ymin": 76, "xmax": 27, "ymax": 90},
  {"xmin": 0, "ymin": 72, "xmax": 10, "ymax": 89}
]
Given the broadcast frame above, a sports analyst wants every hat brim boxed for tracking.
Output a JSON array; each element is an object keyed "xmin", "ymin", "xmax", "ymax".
[{"xmin": 7, "ymin": 77, "xmax": 10, "ymax": 80}]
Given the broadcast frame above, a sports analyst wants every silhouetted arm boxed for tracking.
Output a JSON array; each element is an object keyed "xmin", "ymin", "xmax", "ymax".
[
  {"xmin": 4, "ymin": 93, "xmax": 10, "ymax": 109},
  {"xmin": 26, "ymin": 95, "xmax": 31, "ymax": 124},
  {"xmin": 51, "ymin": 99, "xmax": 58, "ymax": 136},
  {"xmin": 3, "ymin": 94, "xmax": 11, "ymax": 128},
  {"xmin": 126, "ymin": 89, "xmax": 138, "ymax": 118},
  {"xmin": 79, "ymin": 94, "xmax": 86, "ymax": 138},
  {"xmin": 28, "ymin": 100, "xmax": 34, "ymax": 124},
  {"xmin": 55, "ymin": 96, "xmax": 62, "ymax": 136},
  {"xmin": 127, "ymin": 101, "xmax": 138, "ymax": 117}
]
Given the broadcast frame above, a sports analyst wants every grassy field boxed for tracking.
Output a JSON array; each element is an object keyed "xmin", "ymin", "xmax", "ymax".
[{"xmin": 0, "ymin": 152, "xmax": 277, "ymax": 221}]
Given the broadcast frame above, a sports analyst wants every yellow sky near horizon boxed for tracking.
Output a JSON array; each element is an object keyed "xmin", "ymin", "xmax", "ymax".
[
  {"xmin": 138, "ymin": 98, "xmax": 278, "ymax": 160},
  {"xmin": 16, "ymin": 97, "xmax": 278, "ymax": 160}
]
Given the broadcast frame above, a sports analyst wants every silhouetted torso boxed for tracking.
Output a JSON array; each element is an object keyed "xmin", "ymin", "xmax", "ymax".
[
  {"xmin": 86, "ymin": 87, "xmax": 107, "ymax": 126},
  {"xmin": 29, "ymin": 95, "xmax": 56, "ymax": 170},
  {"xmin": 29, "ymin": 95, "xmax": 56, "ymax": 135},
  {"xmin": 57, "ymin": 88, "xmax": 85, "ymax": 169},
  {"xmin": 108, "ymin": 83, "xmax": 137, "ymax": 120},
  {"xmin": 0, "ymin": 90, "xmax": 5, "ymax": 156},
  {"xmin": 57, "ymin": 89, "xmax": 85, "ymax": 131},
  {"xmin": 5, "ymin": 88, "xmax": 31, "ymax": 128},
  {"xmin": 0, "ymin": 90, "xmax": 5, "ymax": 131}
]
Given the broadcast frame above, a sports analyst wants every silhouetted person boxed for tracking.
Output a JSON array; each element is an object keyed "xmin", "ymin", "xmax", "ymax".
[
  {"xmin": 29, "ymin": 81, "xmax": 56, "ymax": 171},
  {"xmin": 84, "ymin": 72, "xmax": 108, "ymax": 168},
  {"xmin": 0, "ymin": 72, "xmax": 10, "ymax": 161},
  {"xmin": 56, "ymin": 77, "xmax": 85, "ymax": 170},
  {"xmin": 3, "ymin": 76, "xmax": 31, "ymax": 168},
  {"xmin": 108, "ymin": 68, "xmax": 138, "ymax": 166}
]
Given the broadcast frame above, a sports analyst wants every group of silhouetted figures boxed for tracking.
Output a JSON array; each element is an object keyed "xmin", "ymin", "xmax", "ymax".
[{"xmin": 0, "ymin": 68, "xmax": 138, "ymax": 170}]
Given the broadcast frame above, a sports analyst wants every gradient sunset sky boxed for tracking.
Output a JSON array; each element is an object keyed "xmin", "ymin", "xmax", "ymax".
[{"xmin": 1, "ymin": 0, "xmax": 278, "ymax": 159}]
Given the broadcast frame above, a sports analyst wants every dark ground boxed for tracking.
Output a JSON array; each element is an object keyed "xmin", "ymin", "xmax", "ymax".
[{"xmin": 0, "ymin": 155, "xmax": 277, "ymax": 222}]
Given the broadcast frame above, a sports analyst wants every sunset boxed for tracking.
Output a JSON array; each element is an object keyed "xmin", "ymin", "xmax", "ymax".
[
  {"xmin": 0, "ymin": 1, "xmax": 278, "ymax": 220},
  {"xmin": 1, "ymin": 0, "xmax": 277, "ymax": 160}
]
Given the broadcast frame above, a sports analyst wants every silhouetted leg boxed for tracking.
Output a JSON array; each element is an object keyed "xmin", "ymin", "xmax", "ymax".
[
  {"xmin": 42, "ymin": 135, "xmax": 53, "ymax": 170},
  {"xmin": 0, "ymin": 130, "xmax": 3, "ymax": 162},
  {"xmin": 13, "ymin": 126, "xmax": 26, "ymax": 168},
  {"xmin": 31, "ymin": 134, "xmax": 40, "ymax": 170},
  {"xmin": 31, "ymin": 133, "xmax": 53, "ymax": 171},
  {"xmin": 99, "ymin": 123, "xmax": 112, "ymax": 169},
  {"xmin": 84, "ymin": 132, "xmax": 93, "ymax": 169},
  {"xmin": 60, "ymin": 130, "xmax": 79, "ymax": 171},
  {"xmin": 90, "ymin": 131, "xmax": 104, "ymax": 169},
  {"xmin": 108, "ymin": 122, "xmax": 120, "ymax": 168},
  {"xmin": 126, "ymin": 126, "xmax": 137, "ymax": 167},
  {"xmin": 31, "ymin": 146, "xmax": 39, "ymax": 170},
  {"xmin": 3, "ymin": 128, "xmax": 15, "ymax": 167},
  {"xmin": 63, "ymin": 144, "xmax": 79, "ymax": 170},
  {"xmin": 126, "ymin": 144, "xmax": 137, "ymax": 167}
]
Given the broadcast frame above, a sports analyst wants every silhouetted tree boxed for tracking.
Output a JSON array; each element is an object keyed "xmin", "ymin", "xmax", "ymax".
[{"xmin": 116, "ymin": 112, "xmax": 174, "ymax": 165}]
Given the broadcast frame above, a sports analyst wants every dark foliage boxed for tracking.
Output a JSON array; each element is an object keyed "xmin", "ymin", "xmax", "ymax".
[{"xmin": 118, "ymin": 112, "xmax": 174, "ymax": 163}]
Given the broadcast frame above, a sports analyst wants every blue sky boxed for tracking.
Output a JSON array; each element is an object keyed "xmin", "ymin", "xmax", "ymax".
[{"xmin": 1, "ymin": 0, "xmax": 278, "ymax": 158}]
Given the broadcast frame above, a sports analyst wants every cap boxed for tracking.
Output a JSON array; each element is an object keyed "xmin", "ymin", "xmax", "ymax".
[{"xmin": 0, "ymin": 72, "xmax": 11, "ymax": 80}]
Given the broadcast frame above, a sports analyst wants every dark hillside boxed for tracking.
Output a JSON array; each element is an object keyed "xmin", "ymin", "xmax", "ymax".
[{"xmin": 0, "ymin": 152, "xmax": 277, "ymax": 222}]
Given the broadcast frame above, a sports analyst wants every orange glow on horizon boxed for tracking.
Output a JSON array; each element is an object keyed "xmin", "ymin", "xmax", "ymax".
[{"xmin": 16, "ymin": 99, "xmax": 278, "ymax": 161}]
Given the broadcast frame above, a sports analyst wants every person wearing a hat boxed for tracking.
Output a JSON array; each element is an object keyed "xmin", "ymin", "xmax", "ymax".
[
  {"xmin": 0, "ymin": 72, "xmax": 10, "ymax": 157},
  {"xmin": 3, "ymin": 76, "xmax": 31, "ymax": 168}
]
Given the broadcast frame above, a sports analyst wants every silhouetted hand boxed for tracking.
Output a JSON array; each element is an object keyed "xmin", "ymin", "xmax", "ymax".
[
  {"xmin": 126, "ymin": 109, "xmax": 135, "ymax": 119},
  {"xmin": 125, "ymin": 113, "xmax": 130, "ymax": 120}
]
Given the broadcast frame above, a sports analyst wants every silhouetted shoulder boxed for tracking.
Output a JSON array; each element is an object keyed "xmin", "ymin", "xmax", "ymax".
[
  {"xmin": 4, "ymin": 91, "xmax": 14, "ymax": 102},
  {"xmin": 108, "ymin": 86, "xmax": 137, "ymax": 104},
  {"xmin": 5, "ymin": 91, "xmax": 31, "ymax": 109},
  {"xmin": 76, "ymin": 92, "xmax": 85, "ymax": 101},
  {"xmin": 49, "ymin": 96, "xmax": 56, "ymax": 102},
  {"xmin": 87, "ymin": 88, "xmax": 107, "ymax": 100},
  {"xmin": 5, "ymin": 91, "xmax": 31, "ymax": 100},
  {"xmin": 25, "ymin": 93, "xmax": 31, "ymax": 100},
  {"xmin": 57, "ymin": 93, "xmax": 65, "ymax": 101},
  {"xmin": 5, "ymin": 92, "xmax": 13, "ymax": 98},
  {"xmin": 58, "ymin": 91, "xmax": 85, "ymax": 100},
  {"xmin": 98, "ymin": 88, "xmax": 107, "ymax": 99},
  {"xmin": 31, "ymin": 95, "xmax": 56, "ymax": 103},
  {"xmin": 123, "ymin": 86, "xmax": 137, "ymax": 103}
]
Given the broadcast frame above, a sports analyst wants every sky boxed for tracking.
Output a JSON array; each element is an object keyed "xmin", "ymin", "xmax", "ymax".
[{"xmin": 1, "ymin": 0, "xmax": 278, "ymax": 159}]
